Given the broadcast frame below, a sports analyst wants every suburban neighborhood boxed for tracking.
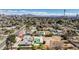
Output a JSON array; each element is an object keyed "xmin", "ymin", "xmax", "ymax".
[{"xmin": 0, "ymin": 9, "xmax": 79, "ymax": 50}]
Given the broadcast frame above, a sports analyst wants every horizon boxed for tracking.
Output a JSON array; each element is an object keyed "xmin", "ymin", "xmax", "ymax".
[{"xmin": 0, "ymin": 9, "xmax": 79, "ymax": 16}]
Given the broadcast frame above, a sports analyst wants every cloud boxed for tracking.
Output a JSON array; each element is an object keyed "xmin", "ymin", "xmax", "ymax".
[
  {"xmin": 29, "ymin": 12, "xmax": 63, "ymax": 16},
  {"xmin": 65, "ymin": 13, "xmax": 78, "ymax": 16},
  {"xmin": 31, "ymin": 12, "xmax": 48, "ymax": 15},
  {"xmin": 0, "ymin": 9, "xmax": 78, "ymax": 16},
  {"xmin": 0, "ymin": 9, "xmax": 50, "ymax": 15}
]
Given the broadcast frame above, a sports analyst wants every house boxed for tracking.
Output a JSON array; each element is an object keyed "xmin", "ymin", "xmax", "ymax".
[
  {"xmin": 0, "ymin": 30, "xmax": 4, "ymax": 34},
  {"xmin": 42, "ymin": 27, "xmax": 53, "ymax": 31},
  {"xmin": 38, "ymin": 31, "xmax": 45, "ymax": 36},
  {"xmin": 50, "ymin": 36, "xmax": 63, "ymax": 49},
  {"xmin": 32, "ymin": 36, "xmax": 44, "ymax": 44},
  {"xmin": 39, "ymin": 31, "xmax": 52, "ymax": 36},
  {"xmin": 70, "ymin": 36, "xmax": 79, "ymax": 43},
  {"xmin": 62, "ymin": 44, "xmax": 74, "ymax": 50},
  {"xmin": 5, "ymin": 26, "xmax": 16, "ymax": 30},
  {"xmin": 30, "ymin": 26, "xmax": 37, "ymax": 34},
  {"xmin": 51, "ymin": 29, "xmax": 63, "ymax": 35},
  {"xmin": 18, "ymin": 35, "xmax": 33, "ymax": 46},
  {"xmin": 43, "ymin": 37, "xmax": 52, "ymax": 49},
  {"xmin": 15, "ymin": 36, "xmax": 22, "ymax": 42},
  {"xmin": 43, "ymin": 36, "xmax": 62, "ymax": 49}
]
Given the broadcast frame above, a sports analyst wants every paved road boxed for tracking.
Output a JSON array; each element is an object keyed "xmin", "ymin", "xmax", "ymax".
[
  {"xmin": 0, "ymin": 36, "xmax": 7, "ymax": 50},
  {"xmin": 0, "ymin": 25, "xmax": 26, "ymax": 50},
  {"xmin": 67, "ymin": 38, "xmax": 79, "ymax": 49},
  {"xmin": 68, "ymin": 39, "xmax": 79, "ymax": 49}
]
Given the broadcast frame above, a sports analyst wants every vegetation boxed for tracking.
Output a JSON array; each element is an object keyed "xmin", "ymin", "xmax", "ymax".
[
  {"xmin": 7, "ymin": 34, "xmax": 16, "ymax": 43},
  {"xmin": 6, "ymin": 34, "xmax": 16, "ymax": 49},
  {"xmin": 4, "ymin": 29, "xmax": 15, "ymax": 35},
  {"xmin": 1, "ymin": 14, "xmax": 79, "ymax": 50},
  {"xmin": 56, "ymin": 19, "xmax": 64, "ymax": 24}
]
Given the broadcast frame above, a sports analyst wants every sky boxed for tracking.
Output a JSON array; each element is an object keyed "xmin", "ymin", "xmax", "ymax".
[{"xmin": 0, "ymin": 9, "xmax": 79, "ymax": 16}]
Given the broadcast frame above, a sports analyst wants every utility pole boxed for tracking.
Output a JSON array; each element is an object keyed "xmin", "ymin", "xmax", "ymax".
[
  {"xmin": 64, "ymin": 9, "xmax": 66, "ymax": 18},
  {"xmin": 76, "ymin": 13, "xmax": 79, "ymax": 19}
]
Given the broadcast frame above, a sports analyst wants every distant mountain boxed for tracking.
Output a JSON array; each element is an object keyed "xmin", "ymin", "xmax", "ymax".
[
  {"xmin": 25, "ymin": 14, "xmax": 79, "ymax": 19},
  {"xmin": 24, "ymin": 14, "xmax": 64, "ymax": 18},
  {"xmin": 25, "ymin": 14, "xmax": 36, "ymax": 17},
  {"xmin": 0, "ymin": 13, "xmax": 79, "ymax": 19}
]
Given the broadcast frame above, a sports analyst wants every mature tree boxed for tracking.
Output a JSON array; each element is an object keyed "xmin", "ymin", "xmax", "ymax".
[
  {"xmin": 56, "ymin": 19, "xmax": 64, "ymax": 24},
  {"xmin": 6, "ymin": 34, "xmax": 16, "ymax": 49}
]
